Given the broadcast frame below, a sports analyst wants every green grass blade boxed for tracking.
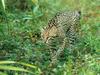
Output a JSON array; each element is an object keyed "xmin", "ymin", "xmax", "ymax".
[
  {"xmin": 0, "ymin": 61, "xmax": 41, "ymax": 73},
  {"xmin": 0, "ymin": 61, "xmax": 16, "ymax": 64},
  {"xmin": 0, "ymin": 65, "xmax": 34, "ymax": 74},
  {"xmin": 1, "ymin": 0, "xmax": 5, "ymax": 11},
  {"xmin": 0, "ymin": 61, "xmax": 38, "ymax": 69},
  {"xmin": 0, "ymin": 72, "xmax": 7, "ymax": 75}
]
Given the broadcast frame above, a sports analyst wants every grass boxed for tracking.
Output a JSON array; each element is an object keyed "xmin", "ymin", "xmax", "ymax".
[{"xmin": 0, "ymin": 0, "xmax": 100, "ymax": 75}]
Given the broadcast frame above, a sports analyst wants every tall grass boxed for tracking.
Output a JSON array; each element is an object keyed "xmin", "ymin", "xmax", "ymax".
[{"xmin": 0, "ymin": 0, "xmax": 99, "ymax": 75}]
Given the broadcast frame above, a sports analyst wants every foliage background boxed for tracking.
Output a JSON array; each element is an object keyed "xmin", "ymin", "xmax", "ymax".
[{"xmin": 0, "ymin": 0, "xmax": 100, "ymax": 75}]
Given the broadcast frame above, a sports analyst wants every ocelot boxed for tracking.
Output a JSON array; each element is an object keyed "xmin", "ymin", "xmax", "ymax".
[{"xmin": 41, "ymin": 10, "xmax": 81, "ymax": 67}]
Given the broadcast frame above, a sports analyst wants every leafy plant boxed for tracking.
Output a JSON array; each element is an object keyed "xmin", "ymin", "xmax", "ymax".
[
  {"xmin": 1, "ymin": 0, "xmax": 5, "ymax": 11},
  {"xmin": 0, "ymin": 0, "xmax": 99, "ymax": 75},
  {"xmin": 0, "ymin": 61, "xmax": 41, "ymax": 75}
]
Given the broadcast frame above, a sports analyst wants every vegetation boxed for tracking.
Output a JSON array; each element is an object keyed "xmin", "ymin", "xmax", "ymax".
[{"xmin": 0, "ymin": 0, "xmax": 100, "ymax": 75}]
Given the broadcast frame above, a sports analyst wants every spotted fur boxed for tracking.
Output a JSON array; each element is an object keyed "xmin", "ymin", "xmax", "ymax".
[
  {"xmin": 41, "ymin": 10, "xmax": 81, "ymax": 47},
  {"xmin": 41, "ymin": 10, "xmax": 81, "ymax": 67}
]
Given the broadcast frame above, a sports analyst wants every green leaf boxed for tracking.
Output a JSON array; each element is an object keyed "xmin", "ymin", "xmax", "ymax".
[
  {"xmin": 0, "ymin": 61, "xmax": 41, "ymax": 73},
  {"xmin": 1, "ymin": 0, "xmax": 5, "ymax": 11},
  {"xmin": 0, "ymin": 61, "xmax": 16, "ymax": 64},
  {"xmin": 0, "ymin": 72, "xmax": 7, "ymax": 75},
  {"xmin": 32, "ymin": 0, "xmax": 38, "ymax": 5},
  {"xmin": 0, "ymin": 65, "xmax": 34, "ymax": 74},
  {"xmin": 0, "ymin": 61, "xmax": 38, "ymax": 69}
]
